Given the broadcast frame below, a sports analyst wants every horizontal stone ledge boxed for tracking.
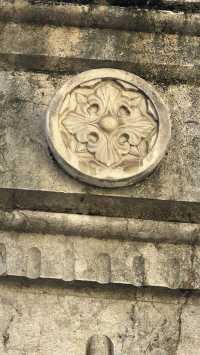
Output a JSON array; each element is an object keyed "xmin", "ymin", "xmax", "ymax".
[
  {"xmin": 0, "ymin": 276, "xmax": 195, "ymax": 302},
  {"xmin": 3, "ymin": 0, "xmax": 200, "ymax": 12},
  {"xmin": 0, "ymin": 209, "xmax": 200, "ymax": 245},
  {"xmin": 0, "ymin": 22, "xmax": 200, "ymax": 83},
  {"xmin": 1, "ymin": 2, "xmax": 200, "ymax": 36},
  {"xmin": 162, "ymin": 0, "xmax": 200, "ymax": 9},
  {"xmin": 0, "ymin": 276, "xmax": 191, "ymax": 302},
  {"xmin": 1, "ymin": 188, "xmax": 200, "ymax": 223},
  {"xmin": 1, "ymin": 53, "xmax": 199, "ymax": 85},
  {"xmin": 0, "ymin": 228, "xmax": 199, "ymax": 289}
]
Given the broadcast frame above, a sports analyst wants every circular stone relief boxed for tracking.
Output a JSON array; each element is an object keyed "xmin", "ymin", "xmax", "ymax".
[{"xmin": 46, "ymin": 69, "xmax": 171, "ymax": 188}]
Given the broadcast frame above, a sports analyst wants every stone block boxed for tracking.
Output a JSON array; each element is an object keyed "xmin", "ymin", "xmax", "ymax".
[{"xmin": 0, "ymin": 281, "xmax": 198, "ymax": 355}]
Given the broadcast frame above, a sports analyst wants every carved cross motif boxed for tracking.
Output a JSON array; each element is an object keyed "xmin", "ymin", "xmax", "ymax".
[
  {"xmin": 47, "ymin": 69, "xmax": 170, "ymax": 187},
  {"xmin": 59, "ymin": 79, "xmax": 157, "ymax": 168}
]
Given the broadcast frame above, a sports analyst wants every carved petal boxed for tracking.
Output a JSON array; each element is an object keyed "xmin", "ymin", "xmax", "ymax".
[
  {"xmin": 63, "ymin": 113, "xmax": 129, "ymax": 166},
  {"xmin": 122, "ymin": 90, "xmax": 144, "ymax": 104},
  {"xmin": 95, "ymin": 81, "xmax": 122, "ymax": 116},
  {"xmin": 60, "ymin": 79, "xmax": 158, "ymax": 168},
  {"xmin": 87, "ymin": 130, "xmax": 129, "ymax": 166},
  {"xmin": 87, "ymin": 132, "xmax": 109, "ymax": 165},
  {"xmin": 123, "ymin": 108, "xmax": 157, "ymax": 146},
  {"xmin": 88, "ymin": 131, "xmax": 129, "ymax": 167},
  {"xmin": 62, "ymin": 113, "xmax": 86, "ymax": 136},
  {"xmin": 60, "ymin": 92, "xmax": 77, "ymax": 116},
  {"xmin": 129, "ymin": 125, "xmax": 155, "ymax": 145},
  {"xmin": 129, "ymin": 145, "xmax": 140, "ymax": 157},
  {"xmin": 74, "ymin": 88, "xmax": 94, "ymax": 118},
  {"xmin": 63, "ymin": 114, "xmax": 100, "ymax": 149}
]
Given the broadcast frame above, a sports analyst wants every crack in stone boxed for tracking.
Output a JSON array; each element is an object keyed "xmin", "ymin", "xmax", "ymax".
[
  {"xmin": 2, "ymin": 315, "xmax": 14, "ymax": 351},
  {"xmin": 174, "ymin": 291, "xmax": 191, "ymax": 354},
  {"xmin": 190, "ymin": 243, "xmax": 196, "ymax": 288}
]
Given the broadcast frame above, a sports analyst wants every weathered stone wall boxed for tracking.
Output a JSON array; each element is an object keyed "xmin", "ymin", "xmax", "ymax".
[
  {"xmin": 1, "ymin": 1, "xmax": 200, "ymax": 354},
  {"xmin": 0, "ymin": 280, "xmax": 199, "ymax": 355}
]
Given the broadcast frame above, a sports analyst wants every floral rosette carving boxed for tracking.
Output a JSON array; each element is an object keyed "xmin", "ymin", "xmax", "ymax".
[{"xmin": 58, "ymin": 79, "xmax": 158, "ymax": 169}]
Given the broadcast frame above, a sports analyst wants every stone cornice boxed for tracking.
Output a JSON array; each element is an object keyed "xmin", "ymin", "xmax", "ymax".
[
  {"xmin": 0, "ymin": 2, "xmax": 200, "ymax": 83},
  {"xmin": 0, "ymin": 21, "xmax": 200, "ymax": 84},
  {"xmin": 0, "ymin": 1, "xmax": 200, "ymax": 36},
  {"xmin": 0, "ymin": 208, "xmax": 199, "ymax": 289},
  {"xmin": 0, "ymin": 210, "xmax": 199, "ymax": 290},
  {"xmin": 1, "ymin": 188, "xmax": 200, "ymax": 223},
  {"xmin": 162, "ymin": 0, "xmax": 200, "ymax": 10},
  {"xmin": 0, "ymin": 208, "xmax": 199, "ymax": 245}
]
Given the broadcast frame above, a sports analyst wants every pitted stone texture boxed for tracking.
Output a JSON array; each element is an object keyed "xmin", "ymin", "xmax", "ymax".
[
  {"xmin": 0, "ymin": 230, "xmax": 199, "ymax": 289},
  {"xmin": 1, "ymin": 21, "xmax": 200, "ymax": 83},
  {"xmin": 1, "ymin": 70, "xmax": 200, "ymax": 206},
  {"xmin": 0, "ymin": 282, "xmax": 199, "ymax": 355},
  {"xmin": 47, "ymin": 69, "xmax": 170, "ymax": 187},
  {"xmin": 1, "ymin": 1, "xmax": 200, "ymax": 37}
]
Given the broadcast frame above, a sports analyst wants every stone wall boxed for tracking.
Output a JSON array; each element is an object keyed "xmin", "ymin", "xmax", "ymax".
[{"xmin": 0, "ymin": 1, "xmax": 200, "ymax": 354}]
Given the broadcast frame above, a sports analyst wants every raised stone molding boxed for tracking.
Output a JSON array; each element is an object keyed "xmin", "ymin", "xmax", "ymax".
[
  {"xmin": 1, "ymin": 2, "xmax": 200, "ymax": 36},
  {"xmin": 47, "ymin": 69, "xmax": 170, "ymax": 187},
  {"xmin": 0, "ymin": 22, "xmax": 200, "ymax": 83},
  {"xmin": 0, "ymin": 208, "xmax": 199, "ymax": 289},
  {"xmin": 163, "ymin": 0, "xmax": 200, "ymax": 6},
  {"xmin": 0, "ymin": 220, "xmax": 199, "ymax": 289},
  {"xmin": 26, "ymin": 247, "xmax": 41, "ymax": 279},
  {"xmin": 1, "ymin": 187, "xmax": 200, "ymax": 223},
  {"xmin": 0, "ymin": 209, "xmax": 199, "ymax": 245}
]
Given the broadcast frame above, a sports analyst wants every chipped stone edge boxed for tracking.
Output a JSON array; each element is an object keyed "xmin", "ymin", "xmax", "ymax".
[{"xmin": 0, "ymin": 216, "xmax": 197, "ymax": 289}]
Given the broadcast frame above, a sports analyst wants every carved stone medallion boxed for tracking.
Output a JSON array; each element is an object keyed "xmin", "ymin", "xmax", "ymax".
[{"xmin": 46, "ymin": 69, "xmax": 170, "ymax": 187}]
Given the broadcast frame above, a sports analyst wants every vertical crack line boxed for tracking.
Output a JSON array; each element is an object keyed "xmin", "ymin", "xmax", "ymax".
[
  {"xmin": 175, "ymin": 291, "xmax": 191, "ymax": 354},
  {"xmin": 2, "ymin": 315, "xmax": 14, "ymax": 351}
]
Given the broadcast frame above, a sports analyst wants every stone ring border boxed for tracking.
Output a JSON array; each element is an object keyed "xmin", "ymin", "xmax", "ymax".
[{"xmin": 46, "ymin": 68, "xmax": 171, "ymax": 188}]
